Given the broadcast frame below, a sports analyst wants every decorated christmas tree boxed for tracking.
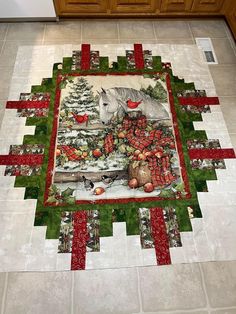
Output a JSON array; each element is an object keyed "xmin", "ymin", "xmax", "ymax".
[{"xmin": 60, "ymin": 77, "xmax": 99, "ymax": 124}]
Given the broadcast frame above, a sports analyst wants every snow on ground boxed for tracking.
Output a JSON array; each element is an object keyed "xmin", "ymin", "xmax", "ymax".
[{"xmin": 56, "ymin": 179, "xmax": 180, "ymax": 201}]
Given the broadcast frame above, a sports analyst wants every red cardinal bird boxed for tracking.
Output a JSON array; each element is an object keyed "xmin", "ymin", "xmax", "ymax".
[
  {"xmin": 72, "ymin": 112, "xmax": 89, "ymax": 124},
  {"xmin": 126, "ymin": 98, "xmax": 142, "ymax": 109}
]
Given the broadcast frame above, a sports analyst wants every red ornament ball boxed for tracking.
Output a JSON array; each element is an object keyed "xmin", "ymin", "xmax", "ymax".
[
  {"xmin": 94, "ymin": 187, "xmax": 105, "ymax": 195},
  {"xmin": 93, "ymin": 149, "xmax": 103, "ymax": 158},
  {"xmin": 56, "ymin": 149, "xmax": 61, "ymax": 157}
]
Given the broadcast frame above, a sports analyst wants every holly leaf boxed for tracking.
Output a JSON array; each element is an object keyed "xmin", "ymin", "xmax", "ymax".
[
  {"xmin": 47, "ymin": 196, "xmax": 58, "ymax": 203},
  {"xmin": 159, "ymin": 190, "xmax": 174, "ymax": 198},
  {"xmin": 175, "ymin": 182, "xmax": 184, "ymax": 192},
  {"xmin": 49, "ymin": 184, "xmax": 60, "ymax": 195},
  {"xmin": 61, "ymin": 187, "xmax": 75, "ymax": 198},
  {"xmin": 64, "ymin": 196, "xmax": 76, "ymax": 205},
  {"xmin": 59, "ymin": 81, "xmax": 67, "ymax": 89},
  {"xmin": 143, "ymin": 74, "xmax": 153, "ymax": 79}
]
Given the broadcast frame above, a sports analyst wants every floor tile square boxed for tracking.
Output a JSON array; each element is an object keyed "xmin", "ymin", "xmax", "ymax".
[
  {"xmin": 189, "ymin": 19, "xmax": 227, "ymax": 38},
  {"xmin": 4, "ymin": 272, "xmax": 72, "ymax": 314},
  {"xmin": 154, "ymin": 20, "xmax": 192, "ymax": 39},
  {"xmin": 6, "ymin": 23, "xmax": 44, "ymax": 41},
  {"xmin": 44, "ymin": 21, "xmax": 81, "ymax": 41},
  {"xmin": 119, "ymin": 20, "xmax": 155, "ymax": 39},
  {"xmin": 82, "ymin": 20, "xmax": 118, "ymax": 39},
  {"xmin": 73, "ymin": 268, "xmax": 140, "ymax": 314}
]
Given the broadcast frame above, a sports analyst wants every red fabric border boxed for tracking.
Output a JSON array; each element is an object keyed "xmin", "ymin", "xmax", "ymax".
[
  {"xmin": 188, "ymin": 148, "xmax": 236, "ymax": 160},
  {"xmin": 0, "ymin": 154, "xmax": 44, "ymax": 165},
  {"xmin": 166, "ymin": 74, "xmax": 191, "ymax": 198},
  {"xmin": 178, "ymin": 96, "xmax": 219, "ymax": 106},
  {"xmin": 134, "ymin": 44, "xmax": 145, "ymax": 70},
  {"xmin": 150, "ymin": 207, "xmax": 171, "ymax": 265},
  {"xmin": 6, "ymin": 101, "xmax": 49, "ymax": 109},
  {"xmin": 44, "ymin": 71, "xmax": 191, "ymax": 206},
  {"xmin": 71, "ymin": 211, "xmax": 88, "ymax": 270},
  {"xmin": 44, "ymin": 74, "xmax": 62, "ymax": 204},
  {"xmin": 81, "ymin": 44, "xmax": 91, "ymax": 70}
]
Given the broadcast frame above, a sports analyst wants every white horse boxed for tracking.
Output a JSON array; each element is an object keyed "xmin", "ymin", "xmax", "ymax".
[{"xmin": 98, "ymin": 87, "xmax": 169, "ymax": 124}]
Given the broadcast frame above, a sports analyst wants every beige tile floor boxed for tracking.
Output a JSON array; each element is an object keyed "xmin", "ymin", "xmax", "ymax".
[{"xmin": 0, "ymin": 19, "xmax": 236, "ymax": 314}]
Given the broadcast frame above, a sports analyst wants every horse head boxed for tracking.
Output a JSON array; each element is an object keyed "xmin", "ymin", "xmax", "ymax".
[{"xmin": 98, "ymin": 88, "xmax": 121, "ymax": 125}]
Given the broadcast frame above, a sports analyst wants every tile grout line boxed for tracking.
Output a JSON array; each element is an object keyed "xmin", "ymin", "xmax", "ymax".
[
  {"xmin": 198, "ymin": 263, "xmax": 212, "ymax": 313},
  {"xmin": 223, "ymin": 20, "xmax": 236, "ymax": 57},
  {"xmin": 136, "ymin": 267, "xmax": 144, "ymax": 313},
  {"xmin": 80, "ymin": 22, "xmax": 83, "ymax": 44},
  {"xmin": 42, "ymin": 23, "xmax": 47, "ymax": 45},
  {"xmin": 152, "ymin": 21, "xmax": 158, "ymax": 42},
  {"xmin": 0, "ymin": 24, "xmax": 9, "ymax": 57},
  {"xmin": 187, "ymin": 21, "xmax": 195, "ymax": 43},
  {"xmin": 207, "ymin": 305, "xmax": 236, "ymax": 312},
  {"xmin": 25, "ymin": 209, "xmax": 37, "ymax": 271},
  {"xmin": 0, "ymin": 272, "xmax": 8, "ymax": 314},
  {"xmin": 70, "ymin": 270, "xmax": 75, "ymax": 314},
  {"xmin": 141, "ymin": 307, "xmax": 211, "ymax": 314},
  {"xmin": 117, "ymin": 21, "xmax": 120, "ymax": 44}
]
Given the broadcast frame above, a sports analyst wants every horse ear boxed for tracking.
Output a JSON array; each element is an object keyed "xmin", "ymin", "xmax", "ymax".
[{"xmin": 101, "ymin": 88, "xmax": 106, "ymax": 94}]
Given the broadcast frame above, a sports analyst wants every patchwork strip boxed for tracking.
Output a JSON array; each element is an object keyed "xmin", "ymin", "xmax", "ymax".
[
  {"xmin": 134, "ymin": 43, "xmax": 145, "ymax": 69},
  {"xmin": 126, "ymin": 50, "xmax": 135, "ymax": 69},
  {"xmin": 187, "ymin": 139, "xmax": 221, "ymax": 149},
  {"xmin": 19, "ymin": 92, "xmax": 50, "ymax": 101},
  {"xmin": 188, "ymin": 148, "xmax": 236, "ymax": 159},
  {"xmin": 138, "ymin": 208, "xmax": 154, "ymax": 249},
  {"xmin": 0, "ymin": 154, "xmax": 44, "ymax": 165},
  {"xmin": 143, "ymin": 50, "xmax": 153, "ymax": 69},
  {"xmin": 71, "ymin": 211, "xmax": 88, "ymax": 270},
  {"xmin": 6, "ymin": 101, "xmax": 49, "ymax": 109},
  {"xmin": 81, "ymin": 44, "xmax": 91, "ymax": 70},
  {"xmin": 86, "ymin": 210, "xmax": 100, "ymax": 252},
  {"xmin": 90, "ymin": 51, "xmax": 100, "ymax": 70},
  {"xmin": 191, "ymin": 159, "xmax": 225, "ymax": 170},
  {"xmin": 178, "ymin": 96, "xmax": 219, "ymax": 106},
  {"xmin": 180, "ymin": 105, "xmax": 211, "ymax": 114},
  {"xmin": 72, "ymin": 50, "xmax": 82, "ymax": 70},
  {"xmin": 150, "ymin": 207, "xmax": 171, "ymax": 265},
  {"xmin": 163, "ymin": 207, "xmax": 182, "ymax": 248},
  {"xmin": 58, "ymin": 212, "xmax": 73, "ymax": 253},
  {"xmin": 16, "ymin": 108, "xmax": 49, "ymax": 117},
  {"xmin": 5, "ymin": 165, "xmax": 41, "ymax": 176},
  {"xmin": 9, "ymin": 144, "xmax": 44, "ymax": 155}
]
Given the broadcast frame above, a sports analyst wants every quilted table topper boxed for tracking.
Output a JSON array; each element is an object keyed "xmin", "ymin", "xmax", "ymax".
[{"xmin": 0, "ymin": 43, "xmax": 236, "ymax": 271}]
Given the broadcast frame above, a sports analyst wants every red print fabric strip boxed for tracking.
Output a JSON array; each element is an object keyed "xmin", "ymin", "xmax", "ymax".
[
  {"xmin": 6, "ymin": 101, "xmax": 49, "ymax": 109},
  {"xmin": 44, "ymin": 74, "xmax": 62, "ymax": 205},
  {"xmin": 189, "ymin": 148, "xmax": 236, "ymax": 160},
  {"xmin": 150, "ymin": 207, "xmax": 171, "ymax": 265},
  {"xmin": 71, "ymin": 211, "xmax": 88, "ymax": 270},
  {"xmin": 81, "ymin": 44, "xmax": 91, "ymax": 70},
  {"xmin": 0, "ymin": 154, "xmax": 44, "ymax": 165},
  {"xmin": 166, "ymin": 74, "xmax": 191, "ymax": 198},
  {"xmin": 178, "ymin": 97, "xmax": 219, "ymax": 106},
  {"xmin": 134, "ymin": 44, "xmax": 144, "ymax": 70}
]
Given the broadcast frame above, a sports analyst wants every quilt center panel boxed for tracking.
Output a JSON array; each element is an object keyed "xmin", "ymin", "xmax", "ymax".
[{"xmin": 46, "ymin": 73, "xmax": 189, "ymax": 205}]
